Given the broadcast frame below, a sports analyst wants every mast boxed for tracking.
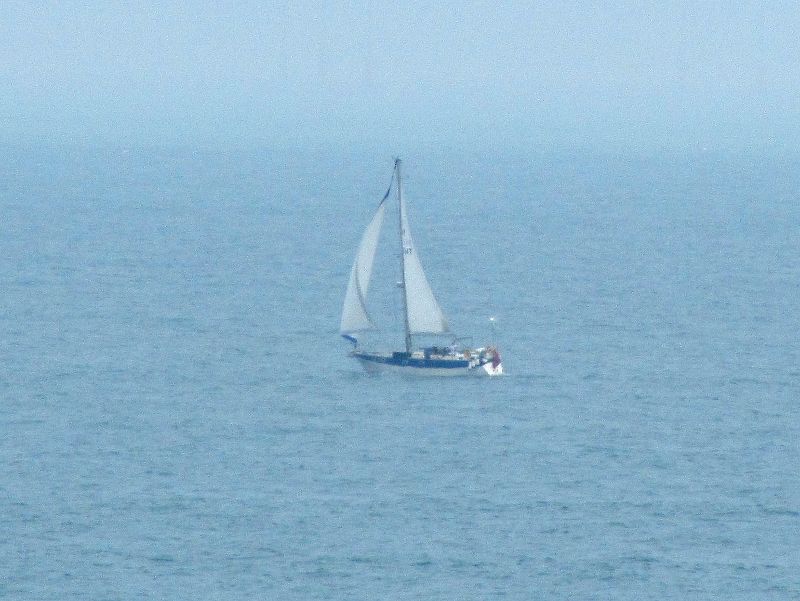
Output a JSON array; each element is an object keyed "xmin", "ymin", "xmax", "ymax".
[{"xmin": 396, "ymin": 158, "xmax": 413, "ymax": 354}]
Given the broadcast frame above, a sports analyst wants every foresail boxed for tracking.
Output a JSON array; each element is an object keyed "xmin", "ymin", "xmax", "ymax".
[
  {"xmin": 340, "ymin": 200, "xmax": 386, "ymax": 333},
  {"xmin": 400, "ymin": 197, "xmax": 449, "ymax": 334}
]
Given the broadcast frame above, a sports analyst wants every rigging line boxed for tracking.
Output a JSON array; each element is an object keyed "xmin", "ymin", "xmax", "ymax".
[{"xmin": 379, "ymin": 165, "xmax": 395, "ymax": 204}]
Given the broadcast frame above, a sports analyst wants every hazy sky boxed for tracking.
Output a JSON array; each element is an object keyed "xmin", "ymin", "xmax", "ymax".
[{"xmin": 2, "ymin": 1, "xmax": 798, "ymax": 151}]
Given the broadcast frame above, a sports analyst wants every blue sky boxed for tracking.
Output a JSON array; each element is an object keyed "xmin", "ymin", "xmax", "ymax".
[{"xmin": 1, "ymin": 1, "xmax": 798, "ymax": 151}]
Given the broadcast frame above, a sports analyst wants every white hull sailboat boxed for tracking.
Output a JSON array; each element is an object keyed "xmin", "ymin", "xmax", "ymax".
[{"xmin": 339, "ymin": 159, "xmax": 503, "ymax": 376}]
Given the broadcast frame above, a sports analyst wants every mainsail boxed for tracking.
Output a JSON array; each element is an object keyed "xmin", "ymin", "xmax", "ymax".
[
  {"xmin": 399, "ymin": 171, "xmax": 449, "ymax": 334},
  {"xmin": 339, "ymin": 199, "xmax": 386, "ymax": 334}
]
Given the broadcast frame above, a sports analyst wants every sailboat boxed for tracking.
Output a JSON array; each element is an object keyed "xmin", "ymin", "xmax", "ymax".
[{"xmin": 339, "ymin": 159, "xmax": 503, "ymax": 376}]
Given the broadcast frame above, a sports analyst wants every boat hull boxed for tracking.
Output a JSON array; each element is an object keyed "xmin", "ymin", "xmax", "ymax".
[{"xmin": 352, "ymin": 351, "xmax": 503, "ymax": 377}]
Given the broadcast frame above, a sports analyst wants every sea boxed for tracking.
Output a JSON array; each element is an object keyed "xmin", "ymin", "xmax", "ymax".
[{"xmin": 1, "ymin": 145, "xmax": 798, "ymax": 599}]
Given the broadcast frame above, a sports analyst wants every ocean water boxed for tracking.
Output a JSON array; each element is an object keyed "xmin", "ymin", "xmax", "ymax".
[{"xmin": 1, "ymin": 146, "xmax": 798, "ymax": 599}]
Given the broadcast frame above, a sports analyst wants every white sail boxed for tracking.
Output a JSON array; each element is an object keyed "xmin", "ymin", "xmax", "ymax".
[
  {"xmin": 400, "ymin": 191, "xmax": 449, "ymax": 334},
  {"xmin": 340, "ymin": 200, "xmax": 387, "ymax": 333}
]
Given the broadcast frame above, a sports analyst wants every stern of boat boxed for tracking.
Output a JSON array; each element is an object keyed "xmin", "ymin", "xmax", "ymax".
[{"xmin": 466, "ymin": 346, "xmax": 503, "ymax": 376}]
